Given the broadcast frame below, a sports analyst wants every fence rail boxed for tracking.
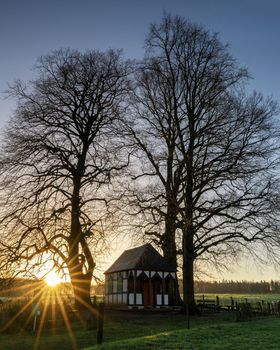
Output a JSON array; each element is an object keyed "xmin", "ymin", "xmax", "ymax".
[{"xmin": 195, "ymin": 294, "xmax": 280, "ymax": 319}]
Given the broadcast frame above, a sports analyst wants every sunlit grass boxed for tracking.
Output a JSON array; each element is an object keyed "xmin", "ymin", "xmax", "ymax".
[
  {"xmin": 85, "ymin": 317, "xmax": 280, "ymax": 350},
  {"xmin": 2, "ymin": 308, "xmax": 280, "ymax": 350},
  {"xmin": 3, "ymin": 285, "xmax": 280, "ymax": 350},
  {"xmin": 0, "ymin": 284, "xmax": 47, "ymax": 333},
  {"xmin": 0, "ymin": 275, "xmax": 99, "ymax": 350}
]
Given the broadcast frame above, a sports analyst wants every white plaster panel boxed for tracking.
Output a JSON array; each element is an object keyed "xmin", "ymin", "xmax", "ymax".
[
  {"xmin": 137, "ymin": 270, "xmax": 142, "ymax": 277},
  {"xmin": 164, "ymin": 294, "xmax": 168, "ymax": 305},
  {"xmin": 156, "ymin": 294, "xmax": 162, "ymax": 305},
  {"xmin": 136, "ymin": 293, "xmax": 142, "ymax": 305},
  {"xmin": 129, "ymin": 293, "xmax": 134, "ymax": 305}
]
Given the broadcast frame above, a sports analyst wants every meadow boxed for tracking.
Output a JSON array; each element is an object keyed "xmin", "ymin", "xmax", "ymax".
[
  {"xmin": 196, "ymin": 293, "xmax": 280, "ymax": 303},
  {"xmin": 1, "ymin": 294, "xmax": 280, "ymax": 349},
  {"xmin": 195, "ymin": 293, "xmax": 280, "ymax": 311}
]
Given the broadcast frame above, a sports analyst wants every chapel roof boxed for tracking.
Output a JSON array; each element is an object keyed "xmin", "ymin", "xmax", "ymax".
[{"xmin": 104, "ymin": 243, "xmax": 176, "ymax": 274}]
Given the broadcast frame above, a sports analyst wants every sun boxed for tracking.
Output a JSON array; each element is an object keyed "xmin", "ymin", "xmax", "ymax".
[{"xmin": 45, "ymin": 271, "xmax": 61, "ymax": 287}]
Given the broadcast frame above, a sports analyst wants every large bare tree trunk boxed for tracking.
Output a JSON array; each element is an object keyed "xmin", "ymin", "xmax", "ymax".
[
  {"xmin": 68, "ymin": 262, "xmax": 95, "ymax": 327},
  {"xmin": 181, "ymin": 106, "xmax": 197, "ymax": 313},
  {"xmin": 69, "ymin": 184, "xmax": 94, "ymax": 311},
  {"xmin": 162, "ymin": 203, "xmax": 182, "ymax": 305},
  {"xmin": 182, "ymin": 229, "xmax": 196, "ymax": 314},
  {"xmin": 162, "ymin": 203, "xmax": 177, "ymax": 268},
  {"xmin": 69, "ymin": 267, "xmax": 93, "ymax": 311}
]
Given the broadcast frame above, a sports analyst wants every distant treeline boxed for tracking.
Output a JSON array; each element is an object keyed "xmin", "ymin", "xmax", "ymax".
[
  {"xmin": 0, "ymin": 278, "xmax": 43, "ymax": 297},
  {"xmin": 2, "ymin": 278, "xmax": 280, "ymax": 297},
  {"xmin": 193, "ymin": 280, "xmax": 280, "ymax": 294}
]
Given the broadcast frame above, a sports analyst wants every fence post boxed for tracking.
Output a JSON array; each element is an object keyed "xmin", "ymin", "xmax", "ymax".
[
  {"xmin": 257, "ymin": 301, "xmax": 262, "ymax": 315},
  {"xmin": 97, "ymin": 302, "xmax": 104, "ymax": 345},
  {"xmin": 272, "ymin": 302, "xmax": 275, "ymax": 315},
  {"xmin": 231, "ymin": 297, "xmax": 234, "ymax": 310},
  {"xmin": 268, "ymin": 302, "xmax": 271, "ymax": 315},
  {"xmin": 216, "ymin": 296, "xmax": 220, "ymax": 311},
  {"xmin": 235, "ymin": 302, "xmax": 240, "ymax": 321}
]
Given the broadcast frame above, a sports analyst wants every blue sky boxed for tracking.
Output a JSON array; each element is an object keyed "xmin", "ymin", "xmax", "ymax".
[
  {"xmin": 1, "ymin": 0, "xmax": 280, "ymax": 280},
  {"xmin": 1, "ymin": 0, "xmax": 279, "ymax": 121}
]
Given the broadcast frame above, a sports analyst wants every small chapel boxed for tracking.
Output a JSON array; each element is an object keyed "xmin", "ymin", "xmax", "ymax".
[{"xmin": 104, "ymin": 243, "xmax": 178, "ymax": 309}]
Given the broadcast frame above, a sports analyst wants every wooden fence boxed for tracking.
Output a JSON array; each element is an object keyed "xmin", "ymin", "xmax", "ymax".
[{"xmin": 195, "ymin": 294, "xmax": 280, "ymax": 319}]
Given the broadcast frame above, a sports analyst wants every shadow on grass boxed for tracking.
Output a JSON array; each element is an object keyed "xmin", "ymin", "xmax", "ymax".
[{"xmin": 84, "ymin": 315, "xmax": 280, "ymax": 350}]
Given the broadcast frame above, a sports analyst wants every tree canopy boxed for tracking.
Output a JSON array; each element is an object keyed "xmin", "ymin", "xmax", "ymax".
[
  {"xmin": 125, "ymin": 14, "xmax": 280, "ymax": 312},
  {"xmin": 0, "ymin": 48, "xmax": 131, "ymax": 309}
]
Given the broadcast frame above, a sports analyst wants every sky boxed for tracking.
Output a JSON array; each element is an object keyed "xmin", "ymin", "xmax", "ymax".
[{"xmin": 1, "ymin": 0, "xmax": 280, "ymax": 281}]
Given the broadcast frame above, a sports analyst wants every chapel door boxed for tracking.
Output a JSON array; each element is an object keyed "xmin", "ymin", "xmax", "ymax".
[{"xmin": 143, "ymin": 280, "xmax": 150, "ymax": 307}]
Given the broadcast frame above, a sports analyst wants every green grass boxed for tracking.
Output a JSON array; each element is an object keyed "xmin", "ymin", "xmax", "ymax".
[
  {"xmin": 1, "ymin": 311, "xmax": 280, "ymax": 350},
  {"xmin": 85, "ymin": 317, "xmax": 280, "ymax": 350},
  {"xmin": 2, "ymin": 294, "xmax": 280, "ymax": 350}
]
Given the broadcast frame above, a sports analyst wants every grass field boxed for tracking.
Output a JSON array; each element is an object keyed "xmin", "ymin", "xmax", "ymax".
[
  {"xmin": 195, "ymin": 293, "xmax": 280, "ymax": 304},
  {"xmin": 86, "ymin": 315, "xmax": 280, "ymax": 350},
  {"xmin": 1, "ymin": 309, "xmax": 280, "ymax": 350},
  {"xmin": 2, "ymin": 293, "xmax": 280, "ymax": 350}
]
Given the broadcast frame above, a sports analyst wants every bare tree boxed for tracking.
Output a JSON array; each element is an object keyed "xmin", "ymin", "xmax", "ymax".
[
  {"xmin": 0, "ymin": 48, "xmax": 131, "ymax": 310},
  {"xmin": 127, "ymin": 15, "xmax": 280, "ymax": 313}
]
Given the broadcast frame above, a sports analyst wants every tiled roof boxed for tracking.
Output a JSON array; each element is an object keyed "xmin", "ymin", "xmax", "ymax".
[{"xmin": 104, "ymin": 243, "xmax": 176, "ymax": 274}]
